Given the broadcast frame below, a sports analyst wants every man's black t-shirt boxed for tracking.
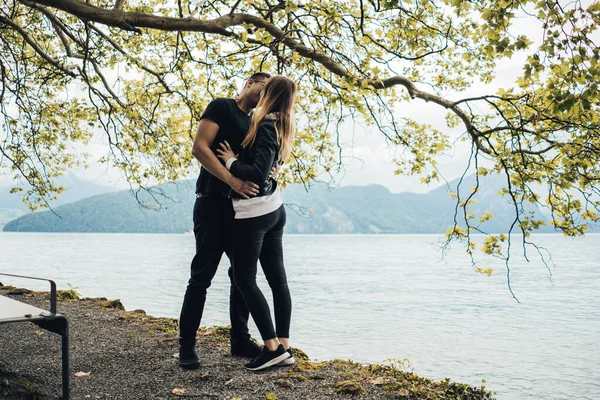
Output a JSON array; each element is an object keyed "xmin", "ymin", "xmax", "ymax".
[{"xmin": 195, "ymin": 98, "xmax": 251, "ymax": 197}]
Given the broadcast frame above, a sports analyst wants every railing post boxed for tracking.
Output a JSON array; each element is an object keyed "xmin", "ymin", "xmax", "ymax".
[
  {"xmin": 49, "ymin": 280, "xmax": 57, "ymax": 314},
  {"xmin": 62, "ymin": 318, "xmax": 70, "ymax": 400}
]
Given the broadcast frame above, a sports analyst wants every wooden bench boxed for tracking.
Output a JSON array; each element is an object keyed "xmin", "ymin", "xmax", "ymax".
[{"xmin": 0, "ymin": 273, "xmax": 70, "ymax": 399}]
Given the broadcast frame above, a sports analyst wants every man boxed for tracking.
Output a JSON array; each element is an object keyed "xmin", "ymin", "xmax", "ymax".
[{"xmin": 179, "ymin": 72, "xmax": 271, "ymax": 369}]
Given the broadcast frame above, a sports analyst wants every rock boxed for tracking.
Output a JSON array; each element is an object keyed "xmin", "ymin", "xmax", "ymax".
[
  {"xmin": 369, "ymin": 377, "xmax": 385, "ymax": 385},
  {"xmin": 132, "ymin": 309, "xmax": 146, "ymax": 315},
  {"xmin": 275, "ymin": 379, "xmax": 293, "ymax": 389},
  {"xmin": 57, "ymin": 290, "xmax": 80, "ymax": 300},
  {"xmin": 83, "ymin": 297, "xmax": 107, "ymax": 302},
  {"xmin": 290, "ymin": 346, "xmax": 309, "ymax": 361},
  {"xmin": 8, "ymin": 288, "xmax": 32, "ymax": 295},
  {"xmin": 335, "ymin": 380, "xmax": 366, "ymax": 395},
  {"xmin": 100, "ymin": 299, "xmax": 125, "ymax": 310},
  {"xmin": 197, "ymin": 372, "xmax": 210, "ymax": 380}
]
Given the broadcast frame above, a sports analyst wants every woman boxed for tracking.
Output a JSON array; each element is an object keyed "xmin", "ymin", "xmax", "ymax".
[{"xmin": 216, "ymin": 75, "xmax": 296, "ymax": 371}]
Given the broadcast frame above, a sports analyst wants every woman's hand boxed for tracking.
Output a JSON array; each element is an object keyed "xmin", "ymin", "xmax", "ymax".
[
  {"xmin": 269, "ymin": 164, "xmax": 280, "ymax": 179},
  {"xmin": 216, "ymin": 140, "xmax": 236, "ymax": 162}
]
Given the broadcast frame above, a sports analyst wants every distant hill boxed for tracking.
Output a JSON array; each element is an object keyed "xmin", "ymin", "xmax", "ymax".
[
  {"xmin": 0, "ymin": 173, "xmax": 117, "ymax": 227},
  {"xmin": 0, "ymin": 208, "xmax": 25, "ymax": 228},
  {"xmin": 282, "ymin": 174, "xmax": 553, "ymax": 234},
  {"xmin": 3, "ymin": 174, "xmax": 576, "ymax": 234},
  {"xmin": 3, "ymin": 181, "xmax": 194, "ymax": 233}
]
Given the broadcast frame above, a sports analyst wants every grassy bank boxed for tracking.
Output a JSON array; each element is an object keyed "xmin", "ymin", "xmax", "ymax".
[{"xmin": 0, "ymin": 285, "xmax": 495, "ymax": 399}]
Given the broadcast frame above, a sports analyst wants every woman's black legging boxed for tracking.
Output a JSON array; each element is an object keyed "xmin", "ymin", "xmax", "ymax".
[{"xmin": 232, "ymin": 205, "xmax": 291, "ymax": 340}]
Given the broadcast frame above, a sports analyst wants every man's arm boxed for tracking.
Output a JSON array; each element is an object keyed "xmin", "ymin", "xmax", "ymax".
[{"xmin": 191, "ymin": 119, "xmax": 258, "ymax": 199}]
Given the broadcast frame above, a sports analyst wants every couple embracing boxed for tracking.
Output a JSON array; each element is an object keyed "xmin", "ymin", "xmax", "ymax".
[{"xmin": 178, "ymin": 73, "xmax": 297, "ymax": 372}]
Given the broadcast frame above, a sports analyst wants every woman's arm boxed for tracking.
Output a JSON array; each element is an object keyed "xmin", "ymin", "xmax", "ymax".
[{"xmin": 218, "ymin": 122, "xmax": 279, "ymax": 184}]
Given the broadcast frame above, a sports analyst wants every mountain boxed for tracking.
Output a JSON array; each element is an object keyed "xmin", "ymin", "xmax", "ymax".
[
  {"xmin": 3, "ymin": 180, "xmax": 195, "ymax": 233},
  {"xmin": 0, "ymin": 208, "xmax": 25, "ymax": 228},
  {"xmin": 282, "ymin": 174, "xmax": 552, "ymax": 234},
  {"xmin": 3, "ymin": 174, "xmax": 570, "ymax": 234},
  {"xmin": 0, "ymin": 173, "xmax": 117, "ymax": 227},
  {"xmin": 0, "ymin": 172, "xmax": 116, "ymax": 209}
]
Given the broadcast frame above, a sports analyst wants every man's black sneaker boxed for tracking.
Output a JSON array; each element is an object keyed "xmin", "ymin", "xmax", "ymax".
[
  {"xmin": 179, "ymin": 345, "xmax": 200, "ymax": 369},
  {"xmin": 245, "ymin": 344, "xmax": 289, "ymax": 371},
  {"xmin": 277, "ymin": 348, "xmax": 296, "ymax": 366},
  {"xmin": 231, "ymin": 339, "xmax": 262, "ymax": 358}
]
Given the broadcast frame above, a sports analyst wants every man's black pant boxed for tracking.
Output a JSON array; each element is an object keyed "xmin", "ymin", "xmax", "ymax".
[{"xmin": 179, "ymin": 196, "xmax": 251, "ymax": 347}]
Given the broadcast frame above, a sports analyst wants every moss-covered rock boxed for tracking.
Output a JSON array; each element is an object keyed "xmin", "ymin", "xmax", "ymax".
[
  {"xmin": 6, "ymin": 288, "xmax": 32, "ymax": 295},
  {"xmin": 99, "ymin": 299, "xmax": 125, "ymax": 310},
  {"xmin": 198, "ymin": 325, "xmax": 231, "ymax": 341},
  {"xmin": 56, "ymin": 289, "xmax": 80, "ymax": 300},
  {"xmin": 289, "ymin": 346, "xmax": 309, "ymax": 361},
  {"xmin": 292, "ymin": 359, "xmax": 326, "ymax": 373},
  {"xmin": 335, "ymin": 380, "xmax": 366, "ymax": 395}
]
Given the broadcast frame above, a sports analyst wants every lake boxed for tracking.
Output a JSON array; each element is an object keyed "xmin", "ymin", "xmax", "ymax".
[{"xmin": 0, "ymin": 232, "xmax": 598, "ymax": 399}]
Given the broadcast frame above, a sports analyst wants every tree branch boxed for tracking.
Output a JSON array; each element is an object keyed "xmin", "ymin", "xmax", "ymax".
[
  {"xmin": 22, "ymin": 1, "xmax": 433, "ymax": 106},
  {"xmin": 113, "ymin": 0, "xmax": 125, "ymax": 10},
  {"xmin": 229, "ymin": 0, "xmax": 242, "ymax": 16},
  {"xmin": 87, "ymin": 23, "xmax": 172, "ymax": 92},
  {"xmin": 29, "ymin": 2, "xmax": 76, "ymax": 56},
  {"xmin": 19, "ymin": 0, "xmax": 541, "ymax": 164},
  {"xmin": 0, "ymin": 14, "xmax": 76, "ymax": 77}
]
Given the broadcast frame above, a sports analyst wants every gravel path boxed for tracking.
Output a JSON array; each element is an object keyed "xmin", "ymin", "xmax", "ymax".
[{"xmin": 0, "ymin": 287, "xmax": 494, "ymax": 400}]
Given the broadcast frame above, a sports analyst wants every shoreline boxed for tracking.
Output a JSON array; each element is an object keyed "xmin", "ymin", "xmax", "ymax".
[
  {"xmin": 0, "ymin": 285, "xmax": 495, "ymax": 399},
  {"xmin": 2, "ymin": 230, "xmax": 586, "ymax": 235}
]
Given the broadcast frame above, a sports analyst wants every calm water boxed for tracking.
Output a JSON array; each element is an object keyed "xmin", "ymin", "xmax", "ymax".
[{"xmin": 0, "ymin": 232, "xmax": 598, "ymax": 399}]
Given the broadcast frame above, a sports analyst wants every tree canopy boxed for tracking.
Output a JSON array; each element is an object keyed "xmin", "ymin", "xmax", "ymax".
[{"xmin": 1, "ymin": 0, "xmax": 599, "ymax": 280}]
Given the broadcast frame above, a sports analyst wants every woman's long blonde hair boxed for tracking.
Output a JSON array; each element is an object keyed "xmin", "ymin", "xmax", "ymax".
[{"xmin": 242, "ymin": 75, "xmax": 296, "ymax": 163}]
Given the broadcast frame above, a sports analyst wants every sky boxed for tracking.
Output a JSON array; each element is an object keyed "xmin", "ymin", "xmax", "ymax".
[
  {"xmin": 0, "ymin": 9, "xmax": 541, "ymax": 194},
  {"xmin": 305, "ymin": 50, "xmax": 530, "ymax": 193}
]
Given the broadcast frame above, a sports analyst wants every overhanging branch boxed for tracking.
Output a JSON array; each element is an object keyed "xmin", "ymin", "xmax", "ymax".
[
  {"xmin": 22, "ymin": 0, "xmax": 410, "ymax": 96},
  {"xmin": 0, "ymin": 14, "xmax": 76, "ymax": 77},
  {"xmin": 22, "ymin": 0, "xmax": 494, "ymax": 153}
]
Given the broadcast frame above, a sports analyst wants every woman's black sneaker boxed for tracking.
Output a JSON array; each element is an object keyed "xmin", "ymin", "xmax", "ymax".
[
  {"xmin": 277, "ymin": 348, "xmax": 296, "ymax": 366},
  {"xmin": 244, "ymin": 345, "xmax": 289, "ymax": 371}
]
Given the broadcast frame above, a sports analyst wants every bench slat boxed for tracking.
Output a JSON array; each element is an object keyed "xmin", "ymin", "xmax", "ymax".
[{"xmin": 0, "ymin": 295, "xmax": 49, "ymax": 321}]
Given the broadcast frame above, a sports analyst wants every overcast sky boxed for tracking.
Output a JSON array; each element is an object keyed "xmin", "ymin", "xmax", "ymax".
[
  {"xmin": 337, "ymin": 51, "xmax": 529, "ymax": 193},
  {"xmin": 0, "ymin": 12, "xmax": 542, "ymax": 194}
]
